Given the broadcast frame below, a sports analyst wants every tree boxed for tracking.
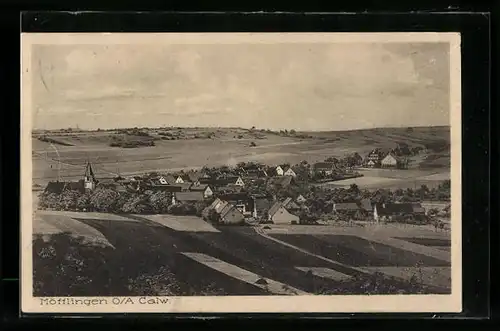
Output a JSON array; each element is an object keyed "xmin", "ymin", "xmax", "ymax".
[
  {"xmin": 90, "ymin": 188, "xmax": 120, "ymax": 213},
  {"xmin": 148, "ymin": 191, "xmax": 172, "ymax": 214}
]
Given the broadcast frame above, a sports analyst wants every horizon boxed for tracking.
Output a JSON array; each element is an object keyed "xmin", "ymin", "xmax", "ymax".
[{"xmin": 32, "ymin": 123, "xmax": 450, "ymax": 133}]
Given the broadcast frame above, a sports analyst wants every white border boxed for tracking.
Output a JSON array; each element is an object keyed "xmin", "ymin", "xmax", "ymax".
[{"xmin": 21, "ymin": 32, "xmax": 462, "ymax": 314}]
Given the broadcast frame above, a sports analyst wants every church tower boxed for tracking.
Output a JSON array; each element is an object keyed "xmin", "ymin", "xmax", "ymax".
[{"xmin": 84, "ymin": 160, "xmax": 97, "ymax": 191}]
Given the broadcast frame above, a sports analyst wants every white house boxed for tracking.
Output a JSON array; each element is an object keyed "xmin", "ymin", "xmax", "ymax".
[
  {"xmin": 175, "ymin": 176, "xmax": 185, "ymax": 184},
  {"xmin": 275, "ymin": 166, "xmax": 284, "ymax": 176},
  {"xmin": 268, "ymin": 202, "xmax": 300, "ymax": 224},
  {"xmin": 381, "ymin": 153, "xmax": 398, "ymax": 168},
  {"xmin": 190, "ymin": 184, "xmax": 214, "ymax": 198},
  {"xmin": 283, "ymin": 167, "xmax": 297, "ymax": 177}
]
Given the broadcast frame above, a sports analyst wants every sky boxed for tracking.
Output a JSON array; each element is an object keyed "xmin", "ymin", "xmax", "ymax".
[{"xmin": 31, "ymin": 42, "xmax": 450, "ymax": 131}]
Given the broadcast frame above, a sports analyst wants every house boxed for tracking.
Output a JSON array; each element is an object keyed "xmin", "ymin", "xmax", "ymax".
[
  {"xmin": 44, "ymin": 180, "xmax": 85, "ymax": 195},
  {"xmin": 202, "ymin": 198, "xmax": 245, "ymax": 225},
  {"xmin": 332, "ymin": 202, "xmax": 361, "ymax": 215},
  {"xmin": 275, "ymin": 165, "xmax": 284, "ymax": 176},
  {"xmin": 295, "ymin": 194, "xmax": 306, "ymax": 204},
  {"xmin": 217, "ymin": 176, "xmax": 245, "ymax": 187},
  {"xmin": 380, "ymin": 153, "xmax": 399, "ymax": 168},
  {"xmin": 267, "ymin": 201, "xmax": 300, "ymax": 224},
  {"xmin": 244, "ymin": 169, "xmax": 268, "ymax": 179},
  {"xmin": 266, "ymin": 176, "xmax": 295, "ymax": 188},
  {"xmin": 364, "ymin": 149, "xmax": 386, "ymax": 167},
  {"xmin": 283, "ymin": 167, "xmax": 297, "ymax": 177},
  {"xmin": 311, "ymin": 162, "xmax": 337, "ymax": 175},
  {"xmin": 189, "ymin": 184, "xmax": 214, "ymax": 198},
  {"xmin": 373, "ymin": 202, "xmax": 426, "ymax": 222},
  {"xmin": 218, "ymin": 193, "xmax": 255, "ymax": 217},
  {"xmin": 173, "ymin": 191, "xmax": 206, "ymax": 204},
  {"xmin": 282, "ymin": 197, "xmax": 301, "ymax": 213}
]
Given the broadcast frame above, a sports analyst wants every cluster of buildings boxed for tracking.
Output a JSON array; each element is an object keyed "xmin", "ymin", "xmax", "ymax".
[
  {"xmin": 363, "ymin": 148, "xmax": 410, "ymax": 169},
  {"xmin": 42, "ymin": 159, "xmax": 434, "ymax": 226}
]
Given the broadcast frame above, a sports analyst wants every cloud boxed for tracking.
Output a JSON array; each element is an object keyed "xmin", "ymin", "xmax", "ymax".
[{"xmin": 32, "ymin": 42, "xmax": 450, "ymax": 130}]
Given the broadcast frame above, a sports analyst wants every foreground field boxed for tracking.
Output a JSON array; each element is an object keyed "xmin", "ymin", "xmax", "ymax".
[
  {"xmin": 33, "ymin": 210, "xmax": 452, "ymax": 296},
  {"xmin": 32, "ymin": 126, "xmax": 450, "ymax": 187}
]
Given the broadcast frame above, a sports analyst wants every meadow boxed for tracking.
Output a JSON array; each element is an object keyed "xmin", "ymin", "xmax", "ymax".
[{"xmin": 33, "ymin": 210, "xmax": 451, "ymax": 296}]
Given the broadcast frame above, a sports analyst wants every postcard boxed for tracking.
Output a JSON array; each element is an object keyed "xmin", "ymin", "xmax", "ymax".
[{"xmin": 21, "ymin": 32, "xmax": 461, "ymax": 314}]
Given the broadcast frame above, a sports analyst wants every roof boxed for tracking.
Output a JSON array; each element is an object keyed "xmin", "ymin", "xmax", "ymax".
[
  {"xmin": 283, "ymin": 198, "xmax": 300, "ymax": 210},
  {"xmin": 375, "ymin": 203, "xmax": 424, "ymax": 215},
  {"xmin": 267, "ymin": 176, "xmax": 293, "ymax": 187},
  {"xmin": 177, "ymin": 183, "xmax": 193, "ymax": 191},
  {"xmin": 45, "ymin": 180, "xmax": 85, "ymax": 194},
  {"xmin": 189, "ymin": 184, "xmax": 211, "ymax": 191},
  {"xmin": 150, "ymin": 185, "xmax": 183, "ymax": 192},
  {"xmin": 218, "ymin": 192, "xmax": 251, "ymax": 201},
  {"xmin": 174, "ymin": 191, "xmax": 205, "ymax": 201},
  {"xmin": 313, "ymin": 162, "xmax": 335, "ymax": 170},
  {"xmin": 254, "ymin": 197, "xmax": 273, "ymax": 213},
  {"xmin": 381, "ymin": 153, "xmax": 401, "ymax": 163},
  {"xmin": 268, "ymin": 201, "xmax": 283, "ymax": 217},
  {"xmin": 334, "ymin": 202, "xmax": 360, "ymax": 211},
  {"xmin": 360, "ymin": 199, "xmax": 373, "ymax": 211}
]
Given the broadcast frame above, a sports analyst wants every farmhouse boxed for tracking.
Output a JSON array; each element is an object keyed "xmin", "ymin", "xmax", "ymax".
[
  {"xmin": 202, "ymin": 198, "xmax": 245, "ymax": 225},
  {"xmin": 44, "ymin": 180, "xmax": 85, "ymax": 195},
  {"xmin": 267, "ymin": 201, "xmax": 300, "ymax": 224},
  {"xmin": 282, "ymin": 197, "xmax": 301, "ymax": 213},
  {"xmin": 283, "ymin": 167, "xmax": 297, "ymax": 177},
  {"xmin": 373, "ymin": 202, "xmax": 426, "ymax": 222},
  {"xmin": 364, "ymin": 148, "xmax": 385, "ymax": 167},
  {"xmin": 380, "ymin": 153, "xmax": 409, "ymax": 169},
  {"xmin": 332, "ymin": 202, "xmax": 361, "ymax": 217},
  {"xmin": 189, "ymin": 184, "xmax": 214, "ymax": 198},
  {"xmin": 218, "ymin": 193, "xmax": 255, "ymax": 217},
  {"xmin": 312, "ymin": 162, "xmax": 337, "ymax": 175},
  {"xmin": 380, "ymin": 153, "xmax": 398, "ymax": 168},
  {"xmin": 275, "ymin": 165, "xmax": 284, "ymax": 176},
  {"xmin": 267, "ymin": 175, "xmax": 295, "ymax": 188},
  {"xmin": 173, "ymin": 191, "xmax": 206, "ymax": 204},
  {"xmin": 244, "ymin": 169, "xmax": 268, "ymax": 179}
]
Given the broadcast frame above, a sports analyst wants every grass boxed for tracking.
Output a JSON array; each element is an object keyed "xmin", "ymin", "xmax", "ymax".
[
  {"xmin": 269, "ymin": 234, "xmax": 450, "ymax": 267},
  {"xmin": 394, "ymin": 237, "xmax": 451, "ymax": 247}
]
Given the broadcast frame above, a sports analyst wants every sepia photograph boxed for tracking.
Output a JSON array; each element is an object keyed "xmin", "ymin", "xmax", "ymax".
[{"xmin": 21, "ymin": 32, "xmax": 462, "ymax": 314}]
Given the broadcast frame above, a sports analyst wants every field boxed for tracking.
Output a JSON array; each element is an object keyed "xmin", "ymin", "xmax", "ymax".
[
  {"xmin": 32, "ymin": 210, "xmax": 452, "ymax": 296},
  {"xmin": 321, "ymin": 168, "xmax": 451, "ymax": 190},
  {"xmin": 32, "ymin": 126, "xmax": 450, "ymax": 188}
]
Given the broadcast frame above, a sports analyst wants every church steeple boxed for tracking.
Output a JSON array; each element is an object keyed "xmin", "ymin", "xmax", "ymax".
[{"xmin": 84, "ymin": 160, "xmax": 97, "ymax": 190}]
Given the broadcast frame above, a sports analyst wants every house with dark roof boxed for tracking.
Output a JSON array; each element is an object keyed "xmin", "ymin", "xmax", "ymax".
[
  {"xmin": 373, "ymin": 202, "xmax": 426, "ymax": 222},
  {"xmin": 266, "ymin": 176, "xmax": 295, "ymax": 188},
  {"xmin": 189, "ymin": 183, "xmax": 214, "ymax": 198},
  {"xmin": 173, "ymin": 191, "xmax": 206, "ymax": 204},
  {"xmin": 218, "ymin": 193, "xmax": 255, "ymax": 217},
  {"xmin": 44, "ymin": 180, "xmax": 85, "ymax": 195},
  {"xmin": 282, "ymin": 197, "xmax": 301, "ymax": 213},
  {"xmin": 311, "ymin": 162, "xmax": 338, "ymax": 175},
  {"xmin": 202, "ymin": 198, "xmax": 245, "ymax": 225}
]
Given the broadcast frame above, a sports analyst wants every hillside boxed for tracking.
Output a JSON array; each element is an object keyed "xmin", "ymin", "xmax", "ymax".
[{"xmin": 32, "ymin": 126, "xmax": 450, "ymax": 186}]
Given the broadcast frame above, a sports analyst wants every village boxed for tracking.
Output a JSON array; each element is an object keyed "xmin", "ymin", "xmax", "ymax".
[{"xmin": 38, "ymin": 144, "xmax": 451, "ymax": 230}]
